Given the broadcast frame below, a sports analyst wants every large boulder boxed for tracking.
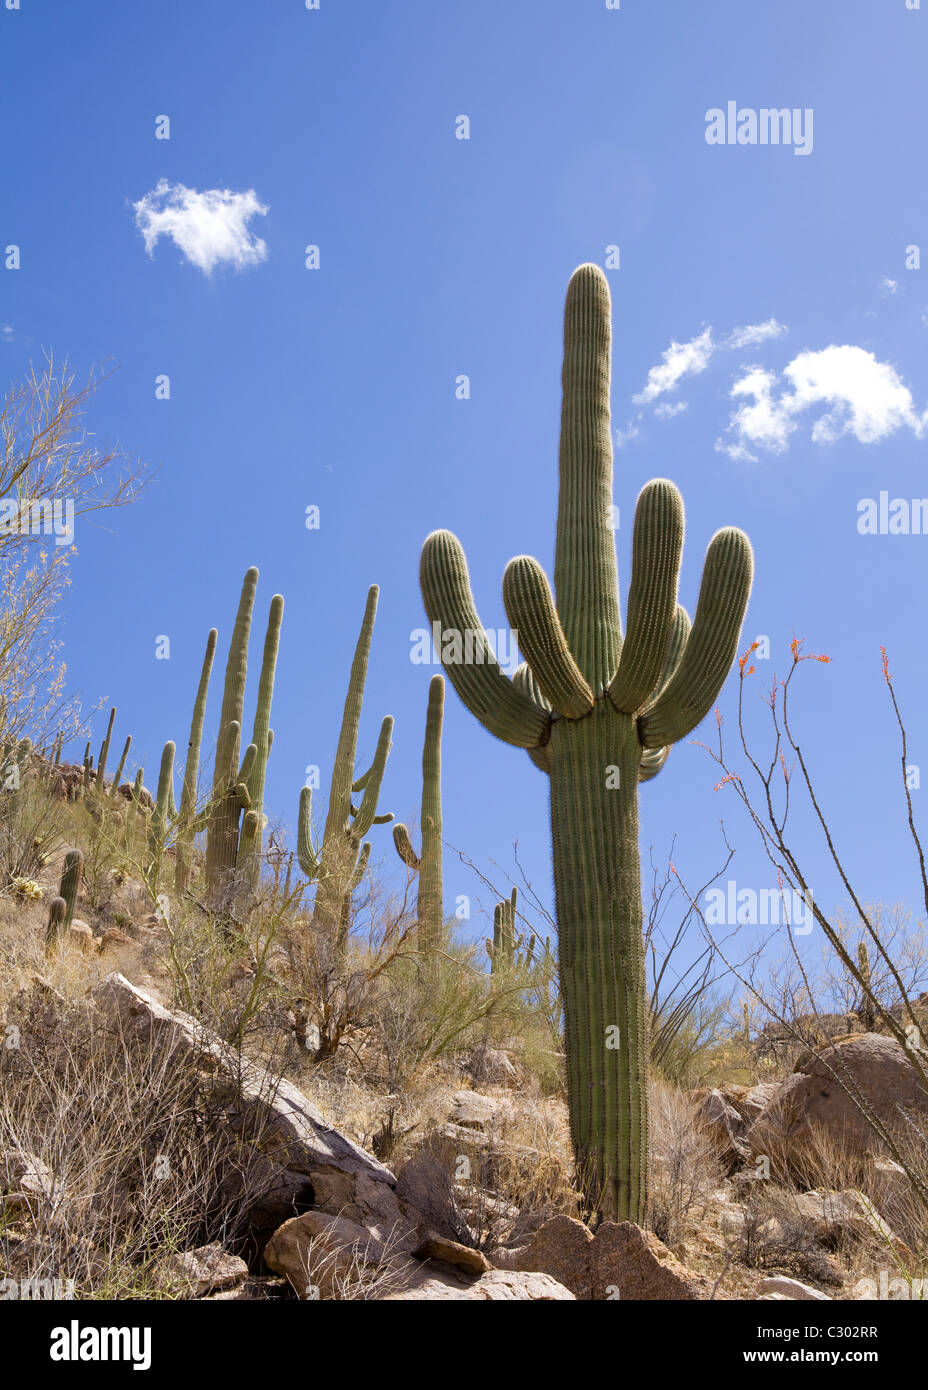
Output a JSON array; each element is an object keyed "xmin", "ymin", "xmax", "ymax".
[
  {"xmin": 692, "ymin": 1087, "xmax": 750, "ymax": 1174},
  {"xmin": 748, "ymin": 1033, "xmax": 928, "ymax": 1178},
  {"xmin": 89, "ymin": 975, "xmax": 424, "ymax": 1266},
  {"xmin": 492, "ymin": 1215, "xmax": 712, "ymax": 1301},
  {"xmin": 491, "ymin": 1214, "xmax": 594, "ymax": 1298}
]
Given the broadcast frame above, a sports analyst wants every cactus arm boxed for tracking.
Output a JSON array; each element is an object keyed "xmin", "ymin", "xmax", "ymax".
[
  {"xmin": 393, "ymin": 823, "xmax": 420, "ymax": 871},
  {"xmin": 502, "ymin": 556, "xmax": 594, "ymax": 718},
  {"xmin": 637, "ymin": 745, "xmax": 670, "ymax": 782},
  {"xmin": 638, "ymin": 528, "xmax": 753, "ymax": 749},
  {"xmin": 608, "ymin": 481, "xmax": 684, "ymax": 714},
  {"xmin": 553, "ymin": 263, "xmax": 623, "ymax": 689},
  {"xmin": 238, "ymin": 594, "xmax": 284, "ymax": 877},
  {"xmin": 513, "ymin": 663, "xmax": 553, "ymax": 773},
  {"xmin": 297, "ymin": 786, "xmax": 321, "ymax": 879},
  {"xmin": 321, "ymin": 585, "xmax": 380, "ymax": 851},
  {"xmin": 420, "ymin": 530, "xmax": 551, "ymax": 749},
  {"xmin": 349, "ymin": 841, "xmax": 371, "ymax": 892},
  {"xmin": 175, "ymin": 628, "xmax": 217, "ymax": 892},
  {"xmin": 416, "ymin": 673, "xmax": 444, "ymax": 949},
  {"xmin": 351, "ymin": 717, "xmax": 393, "ymax": 837},
  {"xmin": 372, "ymin": 812, "xmax": 394, "ymax": 825},
  {"xmin": 109, "ymin": 735, "xmax": 132, "ymax": 799},
  {"xmin": 96, "ymin": 706, "xmax": 116, "ymax": 791},
  {"xmin": 211, "ymin": 567, "xmax": 258, "ymax": 803}
]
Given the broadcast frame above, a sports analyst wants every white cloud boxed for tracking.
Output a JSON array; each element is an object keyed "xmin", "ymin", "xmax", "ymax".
[
  {"xmin": 614, "ymin": 418, "xmax": 642, "ymax": 448},
  {"xmin": 133, "ymin": 179, "xmax": 269, "ymax": 275},
  {"xmin": 722, "ymin": 345, "xmax": 927, "ymax": 456},
  {"xmin": 1, "ymin": 325, "xmax": 13, "ymax": 343},
  {"xmin": 632, "ymin": 328, "xmax": 714, "ymax": 404},
  {"xmin": 714, "ymin": 438, "xmax": 758, "ymax": 463},
  {"xmin": 725, "ymin": 318, "xmax": 787, "ymax": 350},
  {"xmin": 880, "ymin": 278, "xmax": 899, "ymax": 295},
  {"xmin": 654, "ymin": 400, "xmax": 688, "ymax": 419}
]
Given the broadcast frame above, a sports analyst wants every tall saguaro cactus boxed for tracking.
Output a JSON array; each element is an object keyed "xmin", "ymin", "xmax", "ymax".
[
  {"xmin": 205, "ymin": 570, "xmax": 284, "ymax": 897},
  {"xmin": 175, "ymin": 628, "xmax": 218, "ymax": 894},
  {"xmin": 393, "ymin": 674, "xmax": 444, "ymax": 952},
  {"xmin": 297, "ymin": 585, "xmax": 393, "ymax": 953},
  {"xmin": 419, "ymin": 264, "xmax": 753, "ymax": 1223}
]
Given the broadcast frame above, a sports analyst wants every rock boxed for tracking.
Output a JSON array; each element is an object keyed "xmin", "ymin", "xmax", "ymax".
[
  {"xmin": 757, "ymin": 1276, "xmax": 831, "ymax": 1301},
  {"xmin": 694, "ymin": 1087, "xmax": 751, "ymax": 1174},
  {"xmin": 493, "ymin": 1215, "xmax": 711, "ymax": 1301},
  {"xmin": 159, "ymin": 1243, "xmax": 248, "ymax": 1296},
  {"xmin": 98, "ymin": 927, "xmax": 133, "ymax": 952},
  {"xmin": 448, "ymin": 1090, "xmax": 507, "ymax": 1129},
  {"xmin": 413, "ymin": 1232, "xmax": 491, "ymax": 1275},
  {"xmin": 90, "ymin": 974, "xmax": 395, "ymax": 1184},
  {"xmin": 788, "ymin": 1189, "xmax": 905, "ymax": 1253},
  {"xmin": 593, "ymin": 1222, "xmax": 712, "ymax": 1300},
  {"xmin": 263, "ymin": 1210, "xmax": 412, "ymax": 1298},
  {"xmin": 490, "ymin": 1214, "xmax": 594, "ymax": 1299},
  {"xmin": 748, "ymin": 1033, "xmax": 928, "ymax": 1178},
  {"xmin": 69, "ymin": 921, "xmax": 94, "ymax": 953},
  {"xmin": 741, "ymin": 1081, "xmax": 781, "ymax": 1121},
  {"xmin": 0, "ymin": 1153, "xmax": 54, "ymax": 1218},
  {"xmin": 393, "ymin": 1150, "xmax": 473, "ymax": 1244},
  {"xmin": 381, "ymin": 1269, "xmax": 575, "ymax": 1301},
  {"xmin": 204, "ymin": 1276, "xmax": 287, "ymax": 1301},
  {"xmin": 464, "ymin": 1044, "xmax": 520, "ymax": 1086}
]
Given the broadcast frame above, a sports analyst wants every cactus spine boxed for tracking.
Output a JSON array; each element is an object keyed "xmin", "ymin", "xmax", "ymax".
[
  {"xmin": 393, "ymin": 674, "xmax": 444, "ymax": 952},
  {"xmin": 298, "ymin": 585, "xmax": 393, "ymax": 954},
  {"xmin": 419, "ymin": 265, "xmax": 753, "ymax": 1222}
]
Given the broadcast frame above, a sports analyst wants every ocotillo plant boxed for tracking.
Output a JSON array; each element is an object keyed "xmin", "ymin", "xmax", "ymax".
[
  {"xmin": 419, "ymin": 264, "xmax": 753, "ymax": 1223},
  {"xmin": 175, "ymin": 628, "xmax": 217, "ymax": 893},
  {"xmin": 205, "ymin": 570, "xmax": 284, "ymax": 898},
  {"xmin": 393, "ymin": 674, "xmax": 444, "ymax": 952},
  {"xmin": 297, "ymin": 585, "xmax": 393, "ymax": 954}
]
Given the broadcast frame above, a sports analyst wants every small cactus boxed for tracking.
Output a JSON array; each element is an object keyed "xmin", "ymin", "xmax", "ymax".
[
  {"xmin": 45, "ymin": 896, "xmax": 68, "ymax": 953},
  {"xmin": 58, "ymin": 849, "xmax": 83, "ymax": 928}
]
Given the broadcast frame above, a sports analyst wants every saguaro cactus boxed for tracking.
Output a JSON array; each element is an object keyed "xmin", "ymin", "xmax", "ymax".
[
  {"xmin": 175, "ymin": 629, "xmax": 217, "ymax": 893},
  {"xmin": 419, "ymin": 264, "xmax": 753, "ymax": 1222},
  {"xmin": 297, "ymin": 585, "xmax": 393, "ymax": 953},
  {"xmin": 205, "ymin": 570, "xmax": 284, "ymax": 897},
  {"xmin": 58, "ymin": 848, "xmax": 83, "ymax": 928},
  {"xmin": 393, "ymin": 674, "xmax": 444, "ymax": 952}
]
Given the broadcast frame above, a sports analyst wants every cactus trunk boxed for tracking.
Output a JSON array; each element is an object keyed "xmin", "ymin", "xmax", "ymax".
[{"xmin": 550, "ymin": 713, "xmax": 647, "ymax": 1223}]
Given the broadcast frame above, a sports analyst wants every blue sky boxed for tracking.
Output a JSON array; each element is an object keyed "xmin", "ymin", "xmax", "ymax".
[{"xmin": 2, "ymin": 1, "xmax": 927, "ymax": 973}]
